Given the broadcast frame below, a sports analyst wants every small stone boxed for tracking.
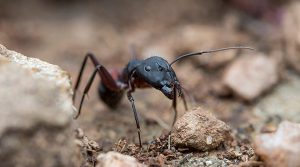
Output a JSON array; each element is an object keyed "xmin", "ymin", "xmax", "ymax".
[
  {"xmin": 171, "ymin": 107, "xmax": 232, "ymax": 151},
  {"xmin": 89, "ymin": 140, "xmax": 101, "ymax": 151},
  {"xmin": 96, "ymin": 151, "xmax": 146, "ymax": 167},
  {"xmin": 205, "ymin": 160, "xmax": 213, "ymax": 166},
  {"xmin": 223, "ymin": 53, "xmax": 279, "ymax": 101},
  {"xmin": 75, "ymin": 128, "xmax": 84, "ymax": 139},
  {"xmin": 163, "ymin": 149, "xmax": 173, "ymax": 155},
  {"xmin": 254, "ymin": 121, "xmax": 300, "ymax": 167},
  {"xmin": 233, "ymin": 151, "xmax": 242, "ymax": 157},
  {"xmin": 206, "ymin": 136, "xmax": 213, "ymax": 145}
]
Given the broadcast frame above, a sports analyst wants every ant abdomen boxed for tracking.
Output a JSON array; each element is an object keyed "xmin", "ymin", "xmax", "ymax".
[{"xmin": 98, "ymin": 82, "xmax": 124, "ymax": 109}]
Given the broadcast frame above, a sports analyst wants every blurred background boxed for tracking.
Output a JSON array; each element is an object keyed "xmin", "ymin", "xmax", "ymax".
[
  {"xmin": 0, "ymin": 0, "xmax": 287, "ymax": 70},
  {"xmin": 1, "ymin": 0, "xmax": 300, "ymax": 164}
]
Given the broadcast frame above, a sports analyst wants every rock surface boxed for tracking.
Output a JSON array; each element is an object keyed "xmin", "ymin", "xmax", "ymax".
[
  {"xmin": 0, "ymin": 44, "xmax": 75, "ymax": 166},
  {"xmin": 255, "ymin": 121, "xmax": 300, "ymax": 167},
  {"xmin": 171, "ymin": 107, "xmax": 232, "ymax": 151},
  {"xmin": 96, "ymin": 151, "xmax": 146, "ymax": 167},
  {"xmin": 282, "ymin": 2, "xmax": 300, "ymax": 74},
  {"xmin": 223, "ymin": 53, "xmax": 279, "ymax": 101},
  {"xmin": 254, "ymin": 73, "xmax": 300, "ymax": 124}
]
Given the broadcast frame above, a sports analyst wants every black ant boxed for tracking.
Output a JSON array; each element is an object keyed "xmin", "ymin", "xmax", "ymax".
[{"xmin": 73, "ymin": 46, "xmax": 253, "ymax": 147}]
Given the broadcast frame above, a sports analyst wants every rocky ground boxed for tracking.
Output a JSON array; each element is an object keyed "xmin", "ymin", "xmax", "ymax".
[{"xmin": 1, "ymin": 0, "xmax": 300, "ymax": 167}]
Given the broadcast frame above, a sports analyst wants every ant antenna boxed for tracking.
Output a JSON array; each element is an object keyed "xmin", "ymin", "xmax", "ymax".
[{"xmin": 170, "ymin": 46, "xmax": 255, "ymax": 66}]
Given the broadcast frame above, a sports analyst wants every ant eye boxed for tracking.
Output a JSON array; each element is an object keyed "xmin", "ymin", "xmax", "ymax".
[{"xmin": 145, "ymin": 66, "xmax": 151, "ymax": 71}]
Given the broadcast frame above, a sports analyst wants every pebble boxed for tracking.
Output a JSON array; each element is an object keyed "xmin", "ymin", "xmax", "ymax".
[
  {"xmin": 96, "ymin": 151, "xmax": 146, "ymax": 167},
  {"xmin": 172, "ymin": 107, "xmax": 232, "ymax": 151},
  {"xmin": 223, "ymin": 53, "xmax": 279, "ymax": 101}
]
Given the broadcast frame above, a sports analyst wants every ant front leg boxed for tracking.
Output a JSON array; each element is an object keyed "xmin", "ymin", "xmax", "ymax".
[
  {"xmin": 176, "ymin": 82, "xmax": 188, "ymax": 111},
  {"xmin": 172, "ymin": 87, "xmax": 178, "ymax": 128},
  {"xmin": 127, "ymin": 81, "xmax": 142, "ymax": 148},
  {"xmin": 168, "ymin": 87, "xmax": 178, "ymax": 150},
  {"xmin": 181, "ymin": 92, "xmax": 188, "ymax": 111},
  {"xmin": 170, "ymin": 84, "xmax": 188, "ymax": 127},
  {"xmin": 73, "ymin": 53, "xmax": 120, "ymax": 119}
]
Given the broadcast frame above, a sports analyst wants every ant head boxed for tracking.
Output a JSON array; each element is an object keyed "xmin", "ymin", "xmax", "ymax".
[
  {"xmin": 133, "ymin": 46, "xmax": 254, "ymax": 99},
  {"xmin": 135, "ymin": 56, "xmax": 178, "ymax": 99}
]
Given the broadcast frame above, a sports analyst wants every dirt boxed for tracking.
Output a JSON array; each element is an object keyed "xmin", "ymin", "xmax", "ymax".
[
  {"xmin": 75, "ymin": 128, "xmax": 258, "ymax": 166},
  {"xmin": 0, "ymin": 0, "xmax": 298, "ymax": 166}
]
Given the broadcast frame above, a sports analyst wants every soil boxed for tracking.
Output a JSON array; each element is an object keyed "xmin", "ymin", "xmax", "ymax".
[
  {"xmin": 75, "ymin": 127, "xmax": 259, "ymax": 166},
  {"xmin": 0, "ymin": 0, "xmax": 297, "ymax": 166}
]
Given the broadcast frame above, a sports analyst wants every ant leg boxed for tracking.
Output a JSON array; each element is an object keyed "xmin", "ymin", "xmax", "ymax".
[
  {"xmin": 168, "ymin": 87, "xmax": 178, "ymax": 150},
  {"xmin": 73, "ymin": 53, "xmax": 119, "ymax": 102},
  {"xmin": 176, "ymin": 81, "xmax": 188, "ymax": 111},
  {"xmin": 74, "ymin": 65, "xmax": 99, "ymax": 119},
  {"xmin": 127, "ymin": 90, "xmax": 142, "ymax": 147},
  {"xmin": 73, "ymin": 53, "xmax": 120, "ymax": 118},
  {"xmin": 128, "ymin": 96, "xmax": 142, "ymax": 148},
  {"xmin": 181, "ymin": 91, "xmax": 188, "ymax": 111},
  {"xmin": 171, "ymin": 87, "xmax": 178, "ymax": 128}
]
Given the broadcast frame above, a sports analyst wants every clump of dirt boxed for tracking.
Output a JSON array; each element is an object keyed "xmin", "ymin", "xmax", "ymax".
[{"xmin": 74, "ymin": 128, "xmax": 102, "ymax": 167}]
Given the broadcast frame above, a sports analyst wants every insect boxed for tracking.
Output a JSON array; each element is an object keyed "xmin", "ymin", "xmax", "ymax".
[{"xmin": 73, "ymin": 46, "xmax": 253, "ymax": 147}]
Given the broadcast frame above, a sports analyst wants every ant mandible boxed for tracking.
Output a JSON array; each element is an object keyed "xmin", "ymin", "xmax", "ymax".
[{"xmin": 73, "ymin": 46, "xmax": 253, "ymax": 147}]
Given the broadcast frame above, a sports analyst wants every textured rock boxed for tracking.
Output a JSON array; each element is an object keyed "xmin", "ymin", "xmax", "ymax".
[
  {"xmin": 0, "ymin": 44, "xmax": 75, "ymax": 166},
  {"xmin": 255, "ymin": 121, "xmax": 300, "ymax": 167},
  {"xmin": 223, "ymin": 53, "xmax": 279, "ymax": 101},
  {"xmin": 171, "ymin": 107, "xmax": 231, "ymax": 151},
  {"xmin": 96, "ymin": 151, "xmax": 146, "ymax": 167}
]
